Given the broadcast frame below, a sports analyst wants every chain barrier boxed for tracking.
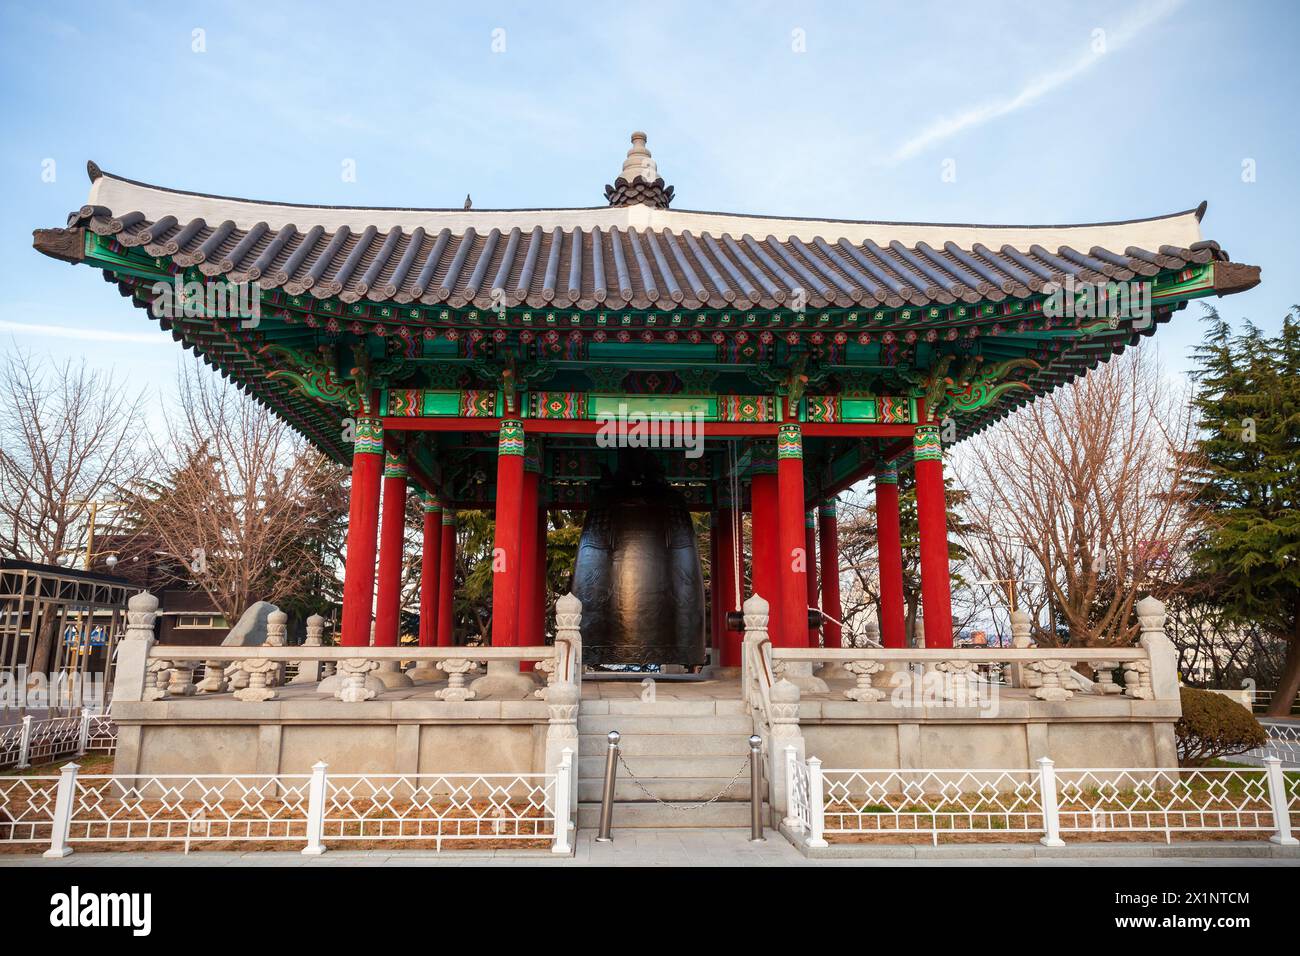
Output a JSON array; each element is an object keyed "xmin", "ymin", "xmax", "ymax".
[{"xmin": 615, "ymin": 753, "xmax": 751, "ymax": 812}]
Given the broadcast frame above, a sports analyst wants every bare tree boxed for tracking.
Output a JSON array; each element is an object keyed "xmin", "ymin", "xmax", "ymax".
[
  {"xmin": 0, "ymin": 346, "xmax": 147, "ymax": 565},
  {"xmin": 956, "ymin": 349, "xmax": 1202, "ymax": 646},
  {"xmin": 0, "ymin": 347, "xmax": 148, "ymax": 671},
  {"xmin": 121, "ymin": 360, "xmax": 339, "ymax": 625}
]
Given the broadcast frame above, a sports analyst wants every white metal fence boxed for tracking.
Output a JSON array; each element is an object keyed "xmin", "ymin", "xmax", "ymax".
[
  {"xmin": 0, "ymin": 752, "xmax": 575, "ymax": 857},
  {"xmin": 0, "ymin": 713, "xmax": 117, "ymax": 770},
  {"xmin": 784, "ymin": 748, "xmax": 1299, "ymax": 848}
]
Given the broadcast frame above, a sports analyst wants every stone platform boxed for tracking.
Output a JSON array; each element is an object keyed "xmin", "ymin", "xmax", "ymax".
[{"xmin": 112, "ymin": 673, "xmax": 1179, "ymax": 782}]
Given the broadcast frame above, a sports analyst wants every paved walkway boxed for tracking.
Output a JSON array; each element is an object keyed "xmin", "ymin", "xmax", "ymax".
[{"xmin": 4, "ymin": 829, "xmax": 1296, "ymax": 867}]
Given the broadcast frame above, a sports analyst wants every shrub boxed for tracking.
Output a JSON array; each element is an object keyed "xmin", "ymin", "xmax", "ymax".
[{"xmin": 1175, "ymin": 687, "xmax": 1268, "ymax": 766}]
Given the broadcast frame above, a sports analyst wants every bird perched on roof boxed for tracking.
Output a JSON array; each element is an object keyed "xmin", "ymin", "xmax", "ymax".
[{"xmin": 464, "ymin": 194, "xmax": 472, "ymax": 210}]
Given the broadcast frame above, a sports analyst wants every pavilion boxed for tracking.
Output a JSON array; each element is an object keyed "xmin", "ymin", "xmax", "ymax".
[{"xmin": 33, "ymin": 133, "xmax": 1260, "ymax": 663}]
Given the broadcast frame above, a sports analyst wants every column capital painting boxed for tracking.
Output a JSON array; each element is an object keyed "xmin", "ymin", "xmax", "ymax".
[
  {"xmin": 353, "ymin": 417, "xmax": 384, "ymax": 457},
  {"xmin": 776, "ymin": 422, "xmax": 802, "ymax": 460},
  {"xmin": 498, "ymin": 419, "xmax": 526, "ymax": 457},
  {"xmin": 913, "ymin": 424, "xmax": 943, "ymax": 462}
]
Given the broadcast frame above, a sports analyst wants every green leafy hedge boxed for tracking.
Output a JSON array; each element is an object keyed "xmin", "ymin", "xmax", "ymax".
[{"xmin": 1175, "ymin": 687, "xmax": 1268, "ymax": 766}]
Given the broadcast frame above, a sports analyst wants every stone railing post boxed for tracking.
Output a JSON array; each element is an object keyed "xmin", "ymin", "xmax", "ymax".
[
  {"xmin": 265, "ymin": 610, "xmax": 288, "ymax": 687},
  {"xmin": 15, "ymin": 714, "xmax": 33, "ymax": 769},
  {"xmin": 740, "ymin": 594, "xmax": 770, "ymax": 709},
  {"xmin": 112, "ymin": 591, "xmax": 159, "ymax": 703},
  {"xmin": 767, "ymin": 678, "xmax": 803, "ymax": 819},
  {"xmin": 1028, "ymin": 660, "xmax": 1073, "ymax": 701},
  {"xmin": 551, "ymin": 748, "xmax": 574, "ymax": 855},
  {"xmin": 1008, "ymin": 608, "xmax": 1037, "ymax": 688},
  {"xmin": 234, "ymin": 659, "xmax": 279, "ymax": 702},
  {"xmin": 43, "ymin": 761, "xmax": 79, "ymax": 859},
  {"xmin": 1265, "ymin": 756, "xmax": 1298, "ymax": 846},
  {"xmin": 76, "ymin": 709, "xmax": 91, "ymax": 756},
  {"xmin": 302, "ymin": 761, "xmax": 328, "ymax": 856},
  {"xmin": 435, "ymin": 660, "xmax": 476, "ymax": 701},
  {"xmin": 844, "ymin": 659, "xmax": 885, "ymax": 701},
  {"xmin": 336, "ymin": 659, "xmax": 380, "ymax": 702},
  {"xmin": 1037, "ymin": 756, "xmax": 1065, "ymax": 847},
  {"xmin": 290, "ymin": 614, "xmax": 327, "ymax": 684},
  {"xmin": 555, "ymin": 592, "xmax": 583, "ymax": 686},
  {"xmin": 195, "ymin": 659, "xmax": 228, "ymax": 694},
  {"xmin": 1136, "ymin": 596, "xmax": 1178, "ymax": 701},
  {"xmin": 806, "ymin": 756, "xmax": 829, "ymax": 849},
  {"xmin": 165, "ymin": 663, "xmax": 195, "ymax": 698}
]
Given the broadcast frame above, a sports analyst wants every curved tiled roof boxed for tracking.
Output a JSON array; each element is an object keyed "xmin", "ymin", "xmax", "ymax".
[{"xmin": 53, "ymin": 163, "xmax": 1249, "ymax": 314}]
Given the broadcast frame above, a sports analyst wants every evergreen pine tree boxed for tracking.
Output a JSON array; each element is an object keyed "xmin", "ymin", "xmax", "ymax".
[{"xmin": 1184, "ymin": 306, "xmax": 1300, "ymax": 715}]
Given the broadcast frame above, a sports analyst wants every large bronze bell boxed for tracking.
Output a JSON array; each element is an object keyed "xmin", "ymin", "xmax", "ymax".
[{"xmin": 570, "ymin": 454, "xmax": 706, "ymax": 667}]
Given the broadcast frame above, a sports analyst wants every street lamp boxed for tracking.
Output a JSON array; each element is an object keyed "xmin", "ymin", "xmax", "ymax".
[{"xmin": 975, "ymin": 577, "xmax": 1018, "ymax": 613}]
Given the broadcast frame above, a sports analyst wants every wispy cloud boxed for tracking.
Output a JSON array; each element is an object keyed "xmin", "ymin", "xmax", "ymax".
[
  {"xmin": 0, "ymin": 320, "xmax": 167, "ymax": 345},
  {"xmin": 889, "ymin": 0, "xmax": 1184, "ymax": 163}
]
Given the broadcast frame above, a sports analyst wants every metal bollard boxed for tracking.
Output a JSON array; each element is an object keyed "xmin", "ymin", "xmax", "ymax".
[
  {"xmin": 749, "ymin": 734, "xmax": 765, "ymax": 842},
  {"xmin": 595, "ymin": 730, "xmax": 620, "ymax": 843}
]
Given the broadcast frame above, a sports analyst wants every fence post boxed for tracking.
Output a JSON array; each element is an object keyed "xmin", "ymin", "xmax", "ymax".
[
  {"xmin": 807, "ymin": 756, "xmax": 828, "ymax": 848},
  {"xmin": 1037, "ymin": 756, "xmax": 1065, "ymax": 847},
  {"xmin": 16, "ymin": 714, "xmax": 32, "ymax": 769},
  {"xmin": 551, "ymin": 748, "xmax": 573, "ymax": 855},
  {"xmin": 301, "ymin": 761, "xmax": 328, "ymax": 856},
  {"xmin": 43, "ymin": 761, "xmax": 79, "ymax": 859},
  {"xmin": 783, "ymin": 745, "xmax": 801, "ymax": 830},
  {"xmin": 76, "ymin": 710, "xmax": 91, "ymax": 756},
  {"xmin": 1264, "ymin": 756, "xmax": 1298, "ymax": 846}
]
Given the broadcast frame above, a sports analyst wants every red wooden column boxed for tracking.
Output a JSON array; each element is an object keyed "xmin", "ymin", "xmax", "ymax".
[
  {"xmin": 490, "ymin": 419, "xmax": 526, "ymax": 647},
  {"xmin": 805, "ymin": 508, "xmax": 820, "ymax": 647},
  {"xmin": 913, "ymin": 425, "xmax": 954, "ymax": 648},
  {"xmin": 341, "ymin": 417, "xmax": 384, "ymax": 647},
  {"xmin": 875, "ymin": 466, "xmax": 907, "ymax": 648},
  {"xmin": 517, "ymin": 437, "xmax": 543, "ymax": 651},
  {"xmin": 715, "ymin": 505, "xmax": 742, "ymax": 667},
  {"xmin": 749, "ymin": 443, "xmax": 781, "ymax": 638},
  {"xmin": 436, "ymin": 509, "xmax": 457, "ymax": 646},
  {"xmin": 373, "ymin": 451, "xmax": 409, "ymax": 647},
  {"xmin": 775, "ymin": 424, "xmax": 809, "ymax": 648},
  {"xmin": 818, "ymin": 498, "xmax": 843, "ymax": 649},
  {"xmin": 418, "ymin": 493, "xmax": 442, "ymax": 648}
]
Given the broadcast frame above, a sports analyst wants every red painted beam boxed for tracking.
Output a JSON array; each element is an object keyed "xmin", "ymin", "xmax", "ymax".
[{"xmin": 382, "ymin": 417, "xmax": 916, "ymax": 439}]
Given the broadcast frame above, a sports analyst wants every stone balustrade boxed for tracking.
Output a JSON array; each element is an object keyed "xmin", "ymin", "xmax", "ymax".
[
  {"xmin": 761, "ymin": 594, "xmax": 1180, "ymax": 704},
  {"xmin": 111, "ymin": 591, "xmax": 585, "ymax": 706}
]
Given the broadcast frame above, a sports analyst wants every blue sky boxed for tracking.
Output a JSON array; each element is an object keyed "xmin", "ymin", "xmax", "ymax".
[{"xmin": 2, "ymin": 0, "xmax": 1297, "ymax": 394}]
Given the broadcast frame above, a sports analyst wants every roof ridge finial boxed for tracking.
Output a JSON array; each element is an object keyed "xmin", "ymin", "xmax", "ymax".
[
  {"xmin": 621, "ymin": 131, "xmax": 658, "ymax": 183},
  {"xmin": 605, "ymin": 131, "xmax": 674, "ymax": 209}
]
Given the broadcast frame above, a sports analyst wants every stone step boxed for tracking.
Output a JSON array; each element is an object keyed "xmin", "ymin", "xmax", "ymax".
[
  {"xmin": 578, "ymin": 733, "xmax": 751, "ymax": 757},
  {"xmin": 577, "ymin": 698, "xmax": 748, "ymax": 717},
  {"xmin": 577, "ymin": 775, "xmax": 752, "ymax": 802},
  {"xmin": 577, "ymin": 800, "xmax": 765, "ymax": 829},
  {"xmin": 576, "ymin": 714, "xmax": 755, "ymax": 736},
  {"xmin": 577, "ymin": 753, "xmax": 752, "ymax": 780}
]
